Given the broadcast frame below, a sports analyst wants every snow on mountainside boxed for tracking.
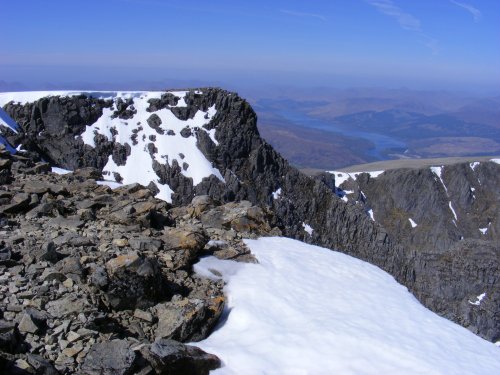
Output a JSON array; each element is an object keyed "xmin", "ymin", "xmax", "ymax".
[
  {"xmin": 0, "ymin": 91, "xmax": 224, "ymax": 202},
  {"xmin": 195, "ymin": 237, "xmax": 500, "ymax": 374}
]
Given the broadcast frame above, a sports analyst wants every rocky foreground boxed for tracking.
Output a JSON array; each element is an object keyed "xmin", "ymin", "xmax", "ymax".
[{"xmin": 0, "ymin": 145, "xmax": 279, "ymax": 374}]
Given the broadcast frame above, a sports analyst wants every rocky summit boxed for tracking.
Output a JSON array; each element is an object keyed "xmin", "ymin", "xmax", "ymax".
[
  {"xmin": 0, "ymin": 144, "xmax": 279, "ymax": 374},
  {"xmin": 0, "ymin": 88, "xmax": 499, "ymax": 372}
]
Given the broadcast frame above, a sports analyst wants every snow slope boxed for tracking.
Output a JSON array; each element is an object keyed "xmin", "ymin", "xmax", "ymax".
[
  {"xmin": 0, "ymin": 91, "xmax": 224, "ymax": 202},
  {"xmin": 195, "ymin": 237, "xmax": 500, "ymax": 375}
]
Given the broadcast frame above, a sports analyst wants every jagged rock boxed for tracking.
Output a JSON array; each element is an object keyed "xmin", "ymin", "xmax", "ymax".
[
  {"xmin": 81, "ymin": 339, "xmax": 138, "ymax": 375},
  {"xmin": 18, "ymin": 309, "xmax": 47, "ymax": 334},
  {"xmin": 0, "ymin": 320, "xmax": 24, "ymax": 353},
  {"xmin": 46, "ymin": 295, "xmax": 91, "ymax": 318},
  {"xmin": 105, "ymin": 254, "xmax": 168, "ymax": 310},
  {"xmin": 26, "ymin": 354, "xmax": 59, "ymax": 375},
  {"xmin": 72, "ymin": 167, "xmax": 103, "ymax": 180},
  {"xmin": 147, "ymin": 113, "xmax": 164, "ymax": 135},
  {"xmin": 154, "ymin": 295, "xmax": 224, "ymax": 342},
  {"xmin": 140, "ymin": 338, "xmax": 221, "ymax": 375},
  {"xmin": 1, "ymin": 193, "xmax": 30, "ymax": 214}
]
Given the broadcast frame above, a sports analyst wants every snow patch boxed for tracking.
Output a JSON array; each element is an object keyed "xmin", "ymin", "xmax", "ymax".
[
  {"xmin": 479, "ymin": 227, "xmax": 488, "ymax": 235},
  {"xmin": 409, "ymin": 218, "xmax": 418, "ymax": 228},
  {"xmin": 469, "ymin": 292, "xmax": 486, "ymax": 306},
  {"xmin": 51, "ymin": 167, "xmax": 72, "ymax": 175},
  {"xmin": 448, "ymin": 201, "xmax": 458, "ymax": 221},
  {"xmin": 491, "ymin": 159, "xmax": 500, "ymax": 165},
  {"xmin": 367, "ymin": 209, "xmax": 375, "ymax": 221},
  {"xmin": 195, "ymin": 237, "xmax": 500, "ymax": 374},
  {"xmin": 302, "ymin": 222, "xmax": 314, "ymax": 235},
  {"xmin": 431, "ymin": 166, "xmax": 448, "ymax": 193},
  {"xmin": 470, "ymin": 162, "xmax": 480, "ymax": 170},
  {"xmin": 328, "ymin": 170, "xmax": 384, "ymax": 187},
  {"xmin": 77, "ymin": 91, "xmax": 223, "ymax": 203},
  {"xmin": 272, "ymin": 188, "xmax": 282, "ymax": 200}
]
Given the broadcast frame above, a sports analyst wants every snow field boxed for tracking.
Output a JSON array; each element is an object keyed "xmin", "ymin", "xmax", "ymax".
[{"xmin": 195, "ymin": 237, "xmax": 500, "ymax": 375}]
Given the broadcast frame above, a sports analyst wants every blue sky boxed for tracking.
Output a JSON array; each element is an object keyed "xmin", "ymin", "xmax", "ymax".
[{"xmin": 2, "ymin": 0, "xmax": 499, "ymax": 92}]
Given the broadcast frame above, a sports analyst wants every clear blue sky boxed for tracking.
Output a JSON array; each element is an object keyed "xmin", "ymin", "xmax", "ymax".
[{"xmin": 2, "ymin": 0, "xmax": 499, "ymax": 92}]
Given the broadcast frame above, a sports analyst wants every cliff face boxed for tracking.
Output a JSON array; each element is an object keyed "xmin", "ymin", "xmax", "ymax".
[
  {"xmin": 2, "ymin": 89, "xmax": 498, "ymax": 342},
  {"xmin": 334, "ymin": 162, "xmax": 500, "ymax": 341}
]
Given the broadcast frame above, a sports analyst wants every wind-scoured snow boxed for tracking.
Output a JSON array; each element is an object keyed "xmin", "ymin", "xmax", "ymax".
[
  {"xmin": 409, "ymin": 218, "xmax": 418, "ymax": 228},
  {"xmin": 302, "ymin": 222, "xmax": 314, "ymax": 235},
  {"xmin": 431, "ymin": 166, "xmax": 448, "ymax": 193},
  {"xmin": 194, "ymin": 237, "xmax": 500, "ymax": 374}
]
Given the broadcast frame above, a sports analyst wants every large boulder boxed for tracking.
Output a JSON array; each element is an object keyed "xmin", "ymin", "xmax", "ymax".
[{"xmin": 140, "ymin": 338, "xmax": 221, "ymax": 375}]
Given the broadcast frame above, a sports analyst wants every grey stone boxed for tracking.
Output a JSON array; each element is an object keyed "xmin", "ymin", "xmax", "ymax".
[{"xmin": 81, "ymin": 339, "xmax": 138, "ymax": 375}]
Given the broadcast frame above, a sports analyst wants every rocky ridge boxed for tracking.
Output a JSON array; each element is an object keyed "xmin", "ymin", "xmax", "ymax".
[
  {"xmin": 1, "ymin": 89, "xmax": 499, "ymax": 342},
  {"xmin": 0, "ymin": 144, "xmax": 279, "ymax": 374}
]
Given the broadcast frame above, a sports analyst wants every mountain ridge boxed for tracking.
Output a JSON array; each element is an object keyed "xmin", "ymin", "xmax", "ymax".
[{"xmin": 1, "ymin": 89, "xmax": 499, "ymax": 343}]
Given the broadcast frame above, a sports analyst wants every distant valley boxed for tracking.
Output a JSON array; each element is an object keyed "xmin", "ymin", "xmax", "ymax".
[{"xmin": 253, "ymin": 88, "xmax": 500, "ymax": 169}]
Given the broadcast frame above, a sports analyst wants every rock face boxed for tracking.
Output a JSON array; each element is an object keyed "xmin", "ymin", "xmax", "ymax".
[
  {"xmin": 0, "ymin": 145, "xmax": 279, "ymax": 373},
  {"xmin": 333, "ymin": 162, "xmax": 500, "ymax": 341},
  {"xmin": 2, "ymin": 89, "xmax": 499, "ymax": 343}
]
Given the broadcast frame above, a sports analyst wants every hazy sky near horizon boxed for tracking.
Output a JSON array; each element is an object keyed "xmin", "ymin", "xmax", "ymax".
[{"xmin": 2, "ymin": 0, "xmax": 499, "ymax": 92}]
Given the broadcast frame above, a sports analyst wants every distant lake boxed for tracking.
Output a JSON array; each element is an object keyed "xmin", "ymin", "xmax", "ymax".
[{"xmin": 267, "ymin": 106, "xmax": 407, "ymax": 160}]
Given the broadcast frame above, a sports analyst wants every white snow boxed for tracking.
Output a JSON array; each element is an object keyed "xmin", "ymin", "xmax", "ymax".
[
  {"xmin": 491, "ymin": 159, "xmax": 500, "ymax": 165},
  {"xmin": 469, "ymin": 292, "xmax": 486, "ymax": 306},
  {"xmin": 367, "ymin": 208, "xmax": 375, "ymax": 221},
  {"xmin": 0, "ymin": 91, "xmax": 142, "ymax": 106},
  {"xmin": 479, "ymin": 227, "xmax": 488, "ymax": 235},
  {"xmin": 341, "ymin": 196, "xmax": 348, "ymax": 202},
  {"xmin": 51, "ymin": 167, "xmax": 72, "ymax": 175},
  {"xmin": 328, "ymin": 170, "xmax": 384, "ymax": 187},
  {"xmin": 409, "ymin": 218, "xmax": 418, "ymax": 228},
  {"xmin": 431, "ymin": 166, "xmax": 448, "ymax": 193},
  {"xmin": 272, "ymin": 188, "xmax": 282, "ymax": 200},
  {"xmin": 302, "ymin": 222, "xmax": 314, "ymax": 235},
  {"xmin": 448, "ymin": 201, "xmax": 458, "ymax": 221},
  {"xmin": 470, "ymin": 162, "xmax": 480, "ymax": 170},
  {"xmin": 195, "ymin": 237, "xmax": 500, "ymax": 374}
]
